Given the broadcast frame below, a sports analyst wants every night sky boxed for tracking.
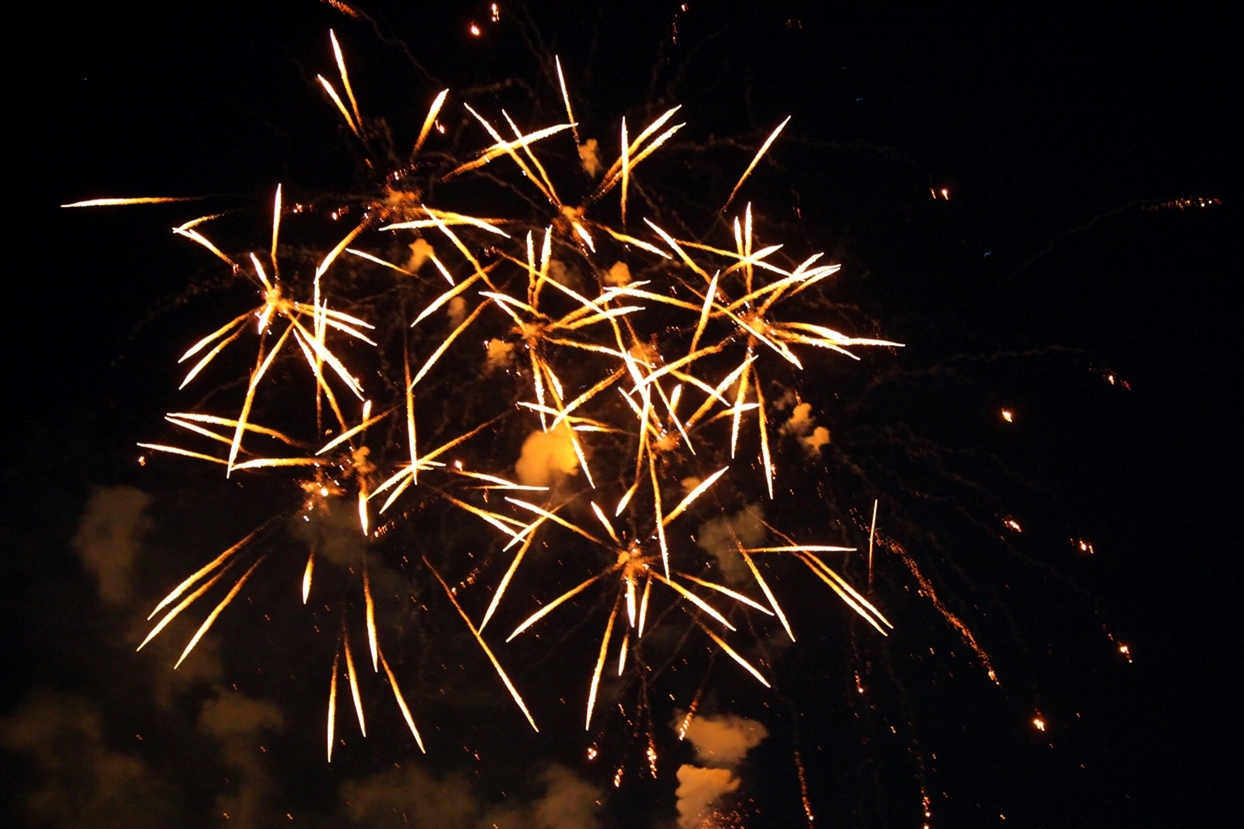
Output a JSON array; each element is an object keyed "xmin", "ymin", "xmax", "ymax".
[{"xmin": 4, "ymin": 2, "xmax": 1237, "ymax": 827}]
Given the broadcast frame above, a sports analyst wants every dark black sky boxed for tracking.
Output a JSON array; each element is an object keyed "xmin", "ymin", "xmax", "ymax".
[{"xmin": 4, "ymin": 2, "xmax": 1238, "ymax": 827}]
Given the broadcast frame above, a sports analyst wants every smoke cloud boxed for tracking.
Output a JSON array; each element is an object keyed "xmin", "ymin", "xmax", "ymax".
[
  {"xmin": 695, "ymin": 505, "xmax": 766, "ymax": 583},
  {"xmin": 340, "ymin": 763, "xmax": 601, "ymax": 829},
  {"xmin": 672, "ymin": 711, "xmax": 768, "ymax": 828},
  {"xmin": 604, "ymin": 260, "xmax": 632, "ymax": 286},
  {"xmin": 1, "ymin": 692, "xmax": 173, "ymax": 828},
  {"xmin": 780, "ymin": 401, "xmax": 830, "ymax": 457},
  {"xmin": 514, "ymin": 423, "xmax": 580, "ymax": 487},
  {"xmin": 198, "ymin": 690, "xmax": 284, "ymax": 829},
  {"xmin": 72, "ymin": 486, "xmax": 151, "ymax": 606},
  {"xmin": 578, "ymin": 138, "xmax": 603, "ymax": 177}
]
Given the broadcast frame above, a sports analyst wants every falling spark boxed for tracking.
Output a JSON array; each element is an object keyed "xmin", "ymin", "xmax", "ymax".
[
  {"xmin": 327, "ymin": 648, "xmax": 339, "ymax": 762},
  {"xmin": 379, "ymin": 651, "xmax": 425, "ymax": 752}
]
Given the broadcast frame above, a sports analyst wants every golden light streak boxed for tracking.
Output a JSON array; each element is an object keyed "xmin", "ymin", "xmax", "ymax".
[
  {"xmin": 317, "ymin": 74, "xmax": 360, "ymax": 137},
  {"xmin": 227, "ymin": 324, "xmax": 296, "ymax": 473},
  {"xmin": 598, "ymin": 225, "xmax": 673, "ymax": 258},
  {"xmin": 138, "ymin": 566, "xmax": 232, "ymax": 651},
  {"xmin": 619, "ymin": 116, "xmax": 629, "ymax": 225},
  {"xmin": 302, "ymin": 550, "xmax": 314, "ymax": 604},
  {"xmin": 412, "ymin": 269, "xmax": 488, "ymax": 327},
  {"xmin": 479, "ymin": 522, "xmax": 544, "ymax": 632},
  {"xmin": 868, "ymin": 499, "xmax": 878, "ymax": 589},
  {"xmin": 729, "ymin": 350, "xmax": 752, "ymax": 458},
  {"xmin": 327, "ymin": 647, "xmax": 339, "ymax": 762},
  {"xmin": 404, "ymin": 354, "xmax": 418, "ymax": 484},
  {"xmin": 343, "ymin": 635, "xmax": 367, "ymax": 736},
  {"xmin": 355, "ymin": 490, "xmax": 368, "ymax": 535},
  {"xmin": 364, "ymin": 565, "xmax": 378, "ymax": 671},
  {"xmin": 586, "ymin": 602, "xmax": 619, "ymax": 729},
  {"xmin": 426, "ymin": 558, "xmax": 538, "ymax": 731},
  {"xmin": 649, "ymin": 453, "xmax": 670, "ymax": 577},
  {"xmin": 503, "ymin": 109, "xmax": 562, "ymax": 207},
  {"xmin": 136, "ymin": 443, "xmax": 228, "ymax": 465},
  {"xmin": 330, "ymin": 30, "xmax": 363, "ymax": 128},
  {"xmin": 638, "ymin": 573, "xmax": 652, "ymax": 637},
  {"xmin": 507, "ymin": 571, "xmax": 613, "ymax": 642},
  {"xmin": 345, "ymin": 247, "xmax": 416, "ymax": 275},
  {"xmin": 662, "ymin": 466, "xmax": 728, "ymax": 526},
  {"xmin": 409, "ymin": 301, "xmax": 490, "ymax": 388},
  {"xmin": 61, "ymin": 196, "xmax": 202, "ymax": 207},
  {"xmin": 414, "ymin": 89, "xmax": 449, "ymax": 155},
  {"xmin": 440, "ymin": 496, "xmax": 523, "ymax": 539},
  {"xmin": 598, "ymin": 106, "xmax": 681, "ymax": 186},
  {"xmin": 269, "ymin": 184, "xmax": 282, "ymax": 273},
  {"xmin": 179, "ymin": 323, "xmax": 246, "ymax": 389},
  {"xmin": 454, "ymin": 469, "xmax": 548, "ymax": 490},
  {"xmin": 643, "ymin": 219, "xmax": 711, "ymax": 281},
  {"xmin": 698, "ymin": 623, "xmax": 770, "ymax": 688},
  {"xmin": 554, "ymin": 56, "xmax": 580, "ymax": 148},
  {"xmin": 796, "ymin": 552, "xmax": 891, "ymax": 636},
  {"xmin": 178, "ymin": 312, "xmax": 249, "ymax": 364},
  {"xmin": 315, "ymin": 218, "xmax": 370, "ymax": 279},
  {"xmin": 147, "ymin": 527, "xmax": 263, "ymax": 619},
  {"xmin": 651, "ymin": 571, "xmax": 735, "ymax": 631},
  {"xmin": 677, "ymin": 572, "xmax": 773, "ymax": 616},
  {"xmin": 591, "ymin": 502, "xmax": 621, "ymax": 544},
  {"xmin": 315, "ymin": 406, "xmax": 391, "ymax": 455},
  {"xmin": 689, "ymin": 272, "xmax": 719, "ymax": 358},
  {"xmin": 755, "ymin": 367, "xmax": 774, "ymax": 498},
  {"xmin": 617, "ymin": 632, "xmax": 629, "ymax": 676},
  {"xmin": 173, "ymin": 225, "xmax": 238, "ymax": 268},
  {"xmin": 505, "ymin": 497, "xmax": 603, "ymax": 546},
  {"xmin": 723, "ymin": 115, "xmax": 791, "ymax": 210},
  {"xmin": 740, "ymin": 549, "xmax": 793, "ymax": 641},
  {"xmin": 379, "ymin": 651, "xmax": 425, "ymax": 752},
  {"xmin": 174, "ymin": 558, "xmax": 264, "ymax": 669},
  {"xmin": 381, "ymin": 207, "xmax": 512, "ymax": 238}
]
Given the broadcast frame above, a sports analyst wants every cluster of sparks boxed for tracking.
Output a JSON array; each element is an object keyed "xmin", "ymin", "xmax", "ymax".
[{"xmin": 71, "ymin": 31, "xmax": 908, "ymax": 768}]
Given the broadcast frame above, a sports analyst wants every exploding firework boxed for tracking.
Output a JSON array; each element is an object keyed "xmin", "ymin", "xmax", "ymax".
[
  {"xmin": 68, "ymin": 27, "xmax": 903, "ymax": 766},
  {"xmin": 65, "ymin": 15, "xmax": 1131, "ymax": 827}
]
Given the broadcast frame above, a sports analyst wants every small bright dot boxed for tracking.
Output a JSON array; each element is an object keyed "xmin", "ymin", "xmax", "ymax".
[
  {"xmin": 469, "ymin": 23, "xmax": 481, "ymax": 36},
  {"xmin": 1001, "ymin": 409, "xmax": 1013, "ymax": 422},
  {"xmin": 941, "ymin": 188, "xmax": 949, "ymax": 199}
]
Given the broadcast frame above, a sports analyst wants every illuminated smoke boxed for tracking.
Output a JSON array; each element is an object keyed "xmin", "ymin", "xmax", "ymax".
[
  {"xmin": 695, "ymin": 505, "xmax": 766, "ymax": 583},
  {"xmin": 72, "ymin": 486, "xmax": 151, "ymax": 606},
  {"xmin": 514, "ymin": 422, "xmax": 581, "ymax": 487},
  {"xmin": 198, "ymin": 691, "xmax": 284, "ymax": 829},
  {"xmin": 672, "ymin": 712, "xmax": 768, "ymax": 828},
  {"xmin": 780, "ymin": 401, "xmax": 830, "ymax": 457}
]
